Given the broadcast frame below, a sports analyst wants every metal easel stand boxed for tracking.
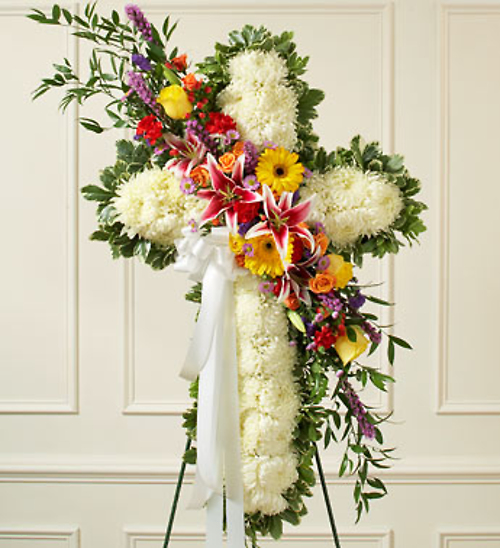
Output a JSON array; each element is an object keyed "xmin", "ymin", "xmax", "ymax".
[{"xmin": 162, "ymin": 438, "xmax": 342, "ymax": 548}]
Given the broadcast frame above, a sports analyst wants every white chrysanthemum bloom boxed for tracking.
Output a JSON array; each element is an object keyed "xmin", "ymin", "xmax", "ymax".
[
  {"xmin": 301, "ymin": 166, "xmax": 404, "ymax": 248},
  {"xmin": 113, "ymin": 167, "xmax": 205, "ymax": 247},
  {"xmin": 235, "ymin": 275, "xmax": 300, "ymax": 515},
  {"xmin": 242, "ymin": 454, "xmax": 299, "ymax": 515},
  {"xmin": 218, "ymin": 50, "xmax": 298, "ymax": 150}
]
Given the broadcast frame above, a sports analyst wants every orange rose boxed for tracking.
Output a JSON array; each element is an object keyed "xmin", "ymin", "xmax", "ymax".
[
  {"xmin": 232, "ymin": 141, "xmax": 245, "ymax": 157},
  {"xmin": 309, "ymin": 271, "xmax": 336, "ymax": 294},
  {"xmin": 314, "ymin": 232, "xmax": 329, "ymax": 256},
  {"xmin": 284, "ymin": 294, "xmax": 300, "ymax": 310},
  {"xmin": 190, "ymin": 166, "xmax": 210, "ymax": 187},
  {"xmin": 182, "ymin": 73, "xmax": 201, "ymax": 91},
  {"xmin": 219, "ymin": 152, "xmax": 236, "ymax": 173},
  {"xmin": 235, "ymin": 255, "xmax": 245, "ymax": 268}
]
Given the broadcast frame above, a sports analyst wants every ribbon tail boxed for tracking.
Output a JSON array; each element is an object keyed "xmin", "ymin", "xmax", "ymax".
[
  {"xmin": 206, "ymin": 493, "xmax": 224, "ymax": 548},
  {"xmin": 180, "ymin": 260, "xmax": 225, "ymax": 381},
  {"xmin": 193, "ymin": 315, "xmax": 225, "ymax": 499}
]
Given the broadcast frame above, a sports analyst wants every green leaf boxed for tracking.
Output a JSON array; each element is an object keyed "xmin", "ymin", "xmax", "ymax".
[
  {"xmin": 364, "ymin": 491, "xmax": 386, "ymax": 500},
  {"xmin": 62, "ymin": 8, "xmax": 73, "ymax": 24},
  {"xmin": 389, "ymin": 335, "xmax": 412, "ymax": 350},
  {"xmin": 52, "ymin": 4, "xmax": 61, "ymax": 21},
  {"xmin": 366, "ymin": 295, "xmax": 393, "ymax": 306},
  {"xmin": 98, "ymin": 204, "xmax": 118, "ymax": 224},
  {"xmin": 354, "ymin": 481, "xmax": 361, "ymax": 502},
  {"xmin": 89, "ymin": 230, "xmax": 109, "ymax": 242},
  {"xmin": 81, "ymin": 184, "xmax": 114, "ymax": 202},
  {"xmin": 281, "ymin": 509, "xmax": 300, "ymax": 526},
  {"xmin": 297, "ymin": 88, "xmax": 324, "ymax": 122},
  {"xmin": 183, "ymin": 448, "xmax": 197, "ymax": 465},
  {"xmin": 134, "ymin": 239, "xmax": 152, "ymax": 260},
  {"xmin": 346, "ymin": 326, "xmax": 357, "ymax": 343},
  {"xmin": 79, "ymin": 117, "xmax": 104, "ymax": 133},
  {"xmin": 288, "ymin": 310, "xmax": 305, "ymax": 333},
  {"xmin": 386, "ymin": 154, "xmax": 405, "ymax": 173},
  {"xmin": 269, "ymin": 516, "xmax": 283, "ymax": 540},
  {"xmin": 162, "ymin": 66, "xmax": 181, "ymax": 85},
  {"xmin": 368, "ymin": 341, "xmax": 379, "ymax": 356},
  {"xmin": 388, "ymin": 338, "xmax": 395, "ymax": 365},
  {"xmin": 367, "ymin": 477, "xmax": 387, "ymax": 493},
  {"xmin": 339, "ymin": 453, "xmax": 349, "ymax": 477}
]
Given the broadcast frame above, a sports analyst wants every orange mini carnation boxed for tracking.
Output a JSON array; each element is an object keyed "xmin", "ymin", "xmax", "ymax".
[
  {"xmin": 232, "ymin": 141, "xmax": 245, "ymax": 157},
  {"xmin": 314, "ymin": 232, "xmax": 329, "ymax": 255},
  {"xmin": 190, "ymin": 166, "xmax": 210, "ymax": 187},
  {"xmin": 182, "ymin": 73, "xmax": 202, "ymax": 91},
  {"xmin": 219, "ymin": 152, "xmax": 236, "ymax": 173},
  {"xmin": 284, "ymin": 294, "xmax": 300, "ymax": 310},
  {"xmin": 309, "ymin": 271, "xmax": 336, "ymax": 294}
]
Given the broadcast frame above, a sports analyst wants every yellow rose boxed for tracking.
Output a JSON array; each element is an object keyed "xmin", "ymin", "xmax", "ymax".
[
  {"xmin": 335, "ymin": 326, "xmax": 369, "ymax": 365},
  {"xmin": 157, "ymin": 85, "xmax": 192, "ymax": 119},
  {"xmin": 229, "ymin": 233, "xmax": 245, "ymax": 254},
  {"xmin": 327, "ymin": 253, "xmax": 353, "ymax": 289}
]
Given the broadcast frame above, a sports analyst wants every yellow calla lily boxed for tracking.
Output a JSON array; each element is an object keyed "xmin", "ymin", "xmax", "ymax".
[
  {"xmin": 157, "ymin": 85, "xmax": 192, "ymax": 119},
  {"xmin": 335, "ymin": 326, "xmax": 369, "ymax": 365},
  {"xmin": 326, "ymin": 253, "xmax": 353, "ymax": 289}
]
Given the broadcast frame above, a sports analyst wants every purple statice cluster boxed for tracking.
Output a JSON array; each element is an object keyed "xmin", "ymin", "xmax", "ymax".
[
  {"xmin": 317, "ymin": 292, "xmax": 343, "ymax": 319},
  {"xmin": 339, "ymin": 374, "xmax": 375, "ymax": 440},
  {"xmin": 127, "ymin": 71, "xmax": 160, "ymax": 114},
  {"xmin": 349, "ymin": 290, "xmax": 366, "ymax": 310},
  {"xmin": 243, "ymin": 141, "xmax": 259, "ymax": 172},
  {"xmin": 125, "ymin": 4, "xmax": 153, "ymax": 42},
  {"xmin": 237, "ymin": 218, "xmax": 259, "ymax": 237},
  {"xmin": 361, "ymin": 321, "xmax": 382, "ymax": 344},
  {"xmin": 186, "ymin": 119, "xmax": 217, "ymax": 155},
  {"xmin": 131, "ymin": 53, "xmax": 152, "ymax": 72}
]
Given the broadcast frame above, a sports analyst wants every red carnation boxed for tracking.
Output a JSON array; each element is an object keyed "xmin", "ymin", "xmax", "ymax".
[
  {"xmin": 233, "ymin": 201, "xmax": 260, "ymax": 223},
  {"xmin": 206, "ymin": 112, "xmax": 237, "ymax": 134},
  {"xmin": 314, "ymin": 325, "xmax": 336, "ymax": 350},
  {"xmin": 136, "ymin": 115, "xmax": 163, "ymax": 145}
]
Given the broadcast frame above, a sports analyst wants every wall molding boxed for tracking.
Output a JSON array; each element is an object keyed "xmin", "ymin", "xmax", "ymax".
[
  {"xmin": 0, "ymin": 3, "xmax": 79, "ymax": 415},
  {"xmin": 122, "ymin": 1, "xmax": 395, "ymax": 416},
  {"xmin": 125, "ymin": 528, "xmax": 392, "ymax": 547},
  {"xmin": 0, "ymin": 527, "xmax": 80, "ymax": 547},
  {"xmin": 438, "ymin": 4, "xmax": 500, "ymax": 415},
  {"xmin": 439, "ymin": 530, "xmax": 500, "ymax": 547},
  {"xmin": 122, "ymin": 260, "xmax": 191, "ymax": 416},
  {"xmin": 1, "ymin": 458, "xmax": 500, "ymax": 486}
]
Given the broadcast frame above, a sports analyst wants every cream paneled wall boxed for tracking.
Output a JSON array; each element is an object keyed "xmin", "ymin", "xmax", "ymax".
[{"xmin": 1, "ymin": 1, "xmax": 499, "ymax": 547}]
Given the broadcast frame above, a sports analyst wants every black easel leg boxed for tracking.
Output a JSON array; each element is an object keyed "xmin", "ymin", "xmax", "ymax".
[
  {"xmin": 163, "ymin": 437, "xmax": 192, "ymax": 548},
  {"xmin": 314, "ymin": 442, "xmax": 342, "ymax": 548}
]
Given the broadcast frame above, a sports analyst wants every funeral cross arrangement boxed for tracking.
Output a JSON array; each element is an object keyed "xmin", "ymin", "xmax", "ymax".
[{"xmin": 30, "ymin": 3, "xmax": 427, "ymax": 545}]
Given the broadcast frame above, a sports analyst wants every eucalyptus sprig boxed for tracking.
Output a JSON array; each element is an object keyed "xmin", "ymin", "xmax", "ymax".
[{"xmin": 28, "ymin": 2, "xmax": 181, "ymax": 133}]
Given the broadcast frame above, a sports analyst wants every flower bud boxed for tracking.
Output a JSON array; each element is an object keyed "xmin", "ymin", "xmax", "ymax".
[{"xmin": 157, "ymin": 85, "xmax": 193, "ymax": 119}]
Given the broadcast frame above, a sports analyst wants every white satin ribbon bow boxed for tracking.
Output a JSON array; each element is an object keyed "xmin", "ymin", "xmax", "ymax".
[{"xmin": 174, "ymin": 226, "xmax": 245, "ymax": 548}]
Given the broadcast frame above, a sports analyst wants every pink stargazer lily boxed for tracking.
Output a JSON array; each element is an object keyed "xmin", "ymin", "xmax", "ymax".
[
  {"xmin": 276, "ymin": 246, "xmax": 323, "ymax": 304},
  {"xmin": 163, "ymin": 132, "xmax": 207, "ymax": 177},
  {"xmin": 197, "ymin": 153, "xmax": 262, "ymax": 229},
  {"xmin": 246, "ymin": 184, "xmax": 315, "ymax": 262}
]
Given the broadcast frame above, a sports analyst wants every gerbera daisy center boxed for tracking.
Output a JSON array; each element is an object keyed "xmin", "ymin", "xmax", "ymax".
[{"xmin": 274, "ymin": 165, "xmax": 286, "ymax": 177}]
